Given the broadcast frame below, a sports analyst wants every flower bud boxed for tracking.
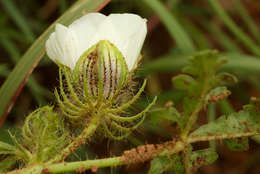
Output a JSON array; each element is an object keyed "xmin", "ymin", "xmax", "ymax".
[{"xmin": 73, "ymin": 40, "xmax": 129, "ymax": 101}]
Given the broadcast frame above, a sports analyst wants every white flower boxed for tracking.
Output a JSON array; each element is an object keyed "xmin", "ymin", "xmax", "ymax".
[{"xmin": 46, "ymin": 13, "xmax": 147, "ymax": 70}]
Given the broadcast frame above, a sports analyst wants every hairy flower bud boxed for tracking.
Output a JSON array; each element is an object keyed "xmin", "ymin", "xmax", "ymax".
[{"xmin": 73, "ymin": 40, "xmax": 129, "ymax": 100}]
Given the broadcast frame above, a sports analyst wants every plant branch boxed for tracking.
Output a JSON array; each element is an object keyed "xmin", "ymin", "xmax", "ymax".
[
  {"xmin": 188, "ymin": 132, "xmax": 260, "ymax": 143},
  {"xmin": 47, "ymin": 114, "xmax": 100, "ymax": 164},
  {"xmin": 7, "ymin": 129, "xmax": 260, "ymax": 174},
  {"xmin": 181, "ymin": 79, "xmax": 209, "ymax": 139}
]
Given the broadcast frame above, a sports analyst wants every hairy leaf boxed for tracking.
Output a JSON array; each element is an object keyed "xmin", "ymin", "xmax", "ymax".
[
  {"xmin": 205, "ymin": 86, "xmax": 231, "ymax": 103},
  {"xmin": 190, "ymin": 148, "xmax": 218, "ymax": 172},
  {"xmin": 225, "ymin": 137, "xmax": 249, "ymax": 151},
  {"xmin": 189, "ymin": 108, "xmax": 260, "ymax": 143},
  {"xmin": 171, "ymin": 50, "xmax": 233, "ymax": 130},
  {"xmin": 148, "ymin": 154, "xmax": 184, "ymax": 174},
  {"xmin": 149, "ymin": 105, "xmax": 181, "ymax": 125}
]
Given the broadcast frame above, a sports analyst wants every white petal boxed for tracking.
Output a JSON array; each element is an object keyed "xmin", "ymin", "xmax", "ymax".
[
  {"xmin": 46, "ymin": 24, "xmax": 78, "ymax": 69},
  {"xmin": 69, "ymin": 13, "xmax": 106, "ymax": 60},
  {"xmin": 90, "ymin": 13, "xmax": 147, "ymax": 70}
]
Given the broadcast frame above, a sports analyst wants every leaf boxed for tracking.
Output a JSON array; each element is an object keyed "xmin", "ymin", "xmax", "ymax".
[
  {"xmin": 171, "ymin": 50, "xmax": 233, "ymax": 130},
  {"xmin": 172, "ymin": 74, "xmax": 198, "ymax": 94},
  {"xmin": 208, "ymin": 0, "xmax": 260, "ymax": 56},
  {"xmin": 190, "ymin": 148, "xmax": 218, "ymax": 171},
  {"xmin": 0, "ymin": 0, "xmax": 111, "ymax": 122},
  {"xmin": 148, "ymin": 154, "xmax": 184, "ymax": 174},
  {"xmin": 225, "ymin": 137, "xmax": 249, "ymax": 151},
  {"xmin": 142, "ymin": 0, "xmax": 195, "ymax": 53},
  {"xmin": 139, "ymin": 52, "xmax": 260, "ymax": 77},
  {"xmin": 149, "ymin": 105, "xmax": 181, "ymax": 125},
  {"xmin": 189, "ymin": 108, "xmax": 260, "ymax": 143},
  {"xmin": 205, "ymin": 87, "xmax": 231, "ymax": 103}
]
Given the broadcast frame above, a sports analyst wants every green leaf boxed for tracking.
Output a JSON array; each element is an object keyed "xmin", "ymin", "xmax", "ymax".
[
  {"xmin": 139, "ymin": 52, "xmax": 260, "ymax": 77},
  {"xmin": 190, "ymin": 148, "xmax": 218, "ymax": 171},
  {"xmin": 225, "ymin": 137, "xmax": 249, "ymax": 151},
  {"xmin": 142, "ymin": 0, "xmax": 195, "ymax": 53},
  {"xmin": 208, "ymin": 0, "xmax": 260, "ymax": 56},
  {"xmin": 189, "ymin": 108, "xmax": 260, "ymax": 142},
  {"xmin": 0, "ymin": 0, "xmax": 35, "ymax": 43},
  {"xmin": 0, "ymin": 0, "xmax": 110, "ymax": 120},
  {"xmin": 172, "ymin": 74, "xmax": 197, "ymax": 94},
  {"xmin": 148, "ymin": 154, "xmax": 184, "ymax": 174},
  {"xmin": 171, "ymin": 50, "xmax": 232, "ymax": 131},
  {"xmin": 149, "ymin": 105, "xmax": 181, "ymax": 125},
  {"xmin": 205, "ymin": 87, "xmax": 231, "ymax": 103}
]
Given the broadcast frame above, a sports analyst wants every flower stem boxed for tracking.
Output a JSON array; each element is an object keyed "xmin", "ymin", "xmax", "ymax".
[
  {"xmin": 48, "ymin": 157, "xmax": 121, "ymax": 173},
  {"xmin": 47, "ymin": 114, "xmax": 100, "ymax": 164}
]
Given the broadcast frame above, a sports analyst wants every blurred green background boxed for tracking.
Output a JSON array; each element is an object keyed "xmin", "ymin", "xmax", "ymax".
[{"xmin": 1, "ymin": 0, "xmax": 260, "ymax": 173}]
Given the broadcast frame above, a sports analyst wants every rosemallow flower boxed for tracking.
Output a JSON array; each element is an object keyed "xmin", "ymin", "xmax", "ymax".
[
  {"xmin": 46, "ymin": 13, "xmax": 147, "ymax": 70},
  {"xmin": 45, "ymin": 13, "xmax": 156, "ymax": 140}
]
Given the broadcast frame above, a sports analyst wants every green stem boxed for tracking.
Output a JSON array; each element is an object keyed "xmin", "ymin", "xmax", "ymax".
[
  {"xmin": 142, "ymin": 0, "xmax": 195, "ymax": 53},
  {"xmin": 188, "ymin": 132, "xmax": 260, "ymax": 143},
  {"xmin": 208, "ymin": 0, "xmax": 260, "ymax": 56},
  {"xmin": 48, "ymin": 157, "xmax": 121, "ymax": 173},
  {"xmin": 47, "ymin": 114, "xmax": 100, "ymax": 164},
  {"xmin": 181, "ymin": 80, "xmax": 209, "ymax": 140}
]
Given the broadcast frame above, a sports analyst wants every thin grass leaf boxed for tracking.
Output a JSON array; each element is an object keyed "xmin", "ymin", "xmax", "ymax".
[
  {"xmin": 142, "ymin": 0, "xmax": 195, "ymax": 53},
  {"xmin": 200, "ymin": 20, "xmax": 240, "ymax": 52},
  {"xmin": 139, "ymin": 52, "xmax": 260, "ymax": 76},
  {"xmin": 0, "ymin": 0, "xmax": 111, "ymax": 122},
  {"xmin": 0, "ymin": 64, "xmax": 10, "ymax": 77},
  {"xmin": 0, "ymin": 0, "xmax": 35, "ymax": 43},
  {"xmin": 208, "ymin": 0, "xmax": 260, "ymax": 56},
  {"xmin": 233, "ymin": 0, "xmax": 260, "ymax": 43},
  {"xmin": 0, "ymin": 32, "xmax": 51, "ymax": 105},
  {"xmin": 59, "ymin": 0, "xmax": 68, "ymax": 14}
]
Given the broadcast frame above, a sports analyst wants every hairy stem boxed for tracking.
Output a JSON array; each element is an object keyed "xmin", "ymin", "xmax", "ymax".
[
  {"xmin": 47, "ymin": 114, "xmax": 100, "ymax": 164},
  {"xmin": 48, "ymin": 157, "xmax": 121, "ymax": 173},
  {"xmin": 7, "ymin": 129, "xmax": 260, "ymax": 174},
  {"xmin": 188, "ymin": 132, "xmax": 260, "ymax": 143},
  {"xmin": 181, "ymin": 79, "xmax": 209, "ymax": 139}
]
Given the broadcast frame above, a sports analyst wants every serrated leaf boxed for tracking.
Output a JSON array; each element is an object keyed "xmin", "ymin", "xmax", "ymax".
[
  {"xmin": 215, "ymin": 72, "xmax": 238, "ymax": 84},
  {"xmin": 149, "ymin": 105, "xmax": 181, "ymax": 125},
  {"xmin": 171, "ymin": 50, "xmax": 236, "ymax": 132},
  {"xmin": 172, "ymin": 74, "xmax": 197, "ymax": 94},
  {"xmin": 189, "ymin": 109, "xmax": 260, "ymax": 142},
  {"xmin": 205, "ymin": 87, "xmax": 231, "ymax": 103},
  {"xmin": 225, "ymin": 137, "xmax": 249, "ymax": 151},
  {"xmin": 148, "ymin": 154, "xmax": 184, "ymax": 174},
  {"xmin": 190, "ymin": 148, "xmax": 218, "ymax": 171}
]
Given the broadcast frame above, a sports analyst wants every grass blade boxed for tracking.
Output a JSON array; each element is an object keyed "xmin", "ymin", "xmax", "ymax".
[
  {"xmin": 208, "ymin": 0, "xmax": 260, "ymax": 56},
  {"xmin": 0, "ymin": 0, "xmax": 35, "ymax": 42},
  {"xmin": 233, "ymin": 0, "xmax": 260, "ymax": 43},
  {"xmin": 142, "ymin": 0, "xmax": 195, "ymax": 53},
  {"xmin": 139, "ymin": 52, "xmax": 260, "ymax": 76}
]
